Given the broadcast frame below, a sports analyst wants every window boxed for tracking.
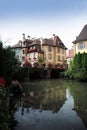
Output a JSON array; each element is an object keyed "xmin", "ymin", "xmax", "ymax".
[
  {"xmin": 22, "ymin": 50, "xmax": 24, "ymax": 54},
  {"xmin": 48, "ymin": 54, "xmax": 52, "ymax": 59},
  {"xmin": 57, "ymin": 48, "xmax": 60, "ymax": 53},
  {"xmin": 62, "ymin": 56, "xmax": 64, "ymax": 61},
  {"xmin": 22, "ymin": 56, "xmax": 25, "ymax": 60},
  {"xmin": 30, "ymin": 47, "xmax": 33, "ymax": 50},
  {"xmin": 58, "ymin": 55, "xmax": 60, "ymax": 61},
  {"xmin": 48, "ymin": 46, "xmax": 52, "ymax": 52},
  {"xmin": 62, "ymin": 49, "xmax": 64, "ymax": 54},
  {"xmin": 33, "ymin": 46, "xmax": 36, "ymax": 49},
  {"xmin": 78, "ymin": 43, "xmax": 85, "ymax": 50},
  {"xmin": 16, "ymin": 55, "xmax": 19, "ymax": 59}
]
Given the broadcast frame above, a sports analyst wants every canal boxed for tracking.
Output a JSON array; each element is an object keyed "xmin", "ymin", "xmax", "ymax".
[{"xmin": 10, "ymin": 79, "xmax": 87, "ymax": 130}]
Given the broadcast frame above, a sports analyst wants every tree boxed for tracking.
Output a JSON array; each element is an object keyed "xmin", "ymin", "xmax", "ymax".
[
  {"xmin": 73, "ymin": 52, "xmax": 82, "ymax": 68},
  {"xmin": 0, "ymin": 42, "xmax": 4, "ymax": 76},
  {"xmin": 0, "ymin": 42, "xmax": 19, "ymax": 84},
  {"xmin": 38, "ymin": 57, "xmax": 44, "ymax": 63},
  {"xmin": 82, "ymin": 52, "xmax": 87, "ymax": 70},
  {"xmin": 38, "ymin": 57, "xmax": 44, "ymax": 67},
  {"xmin": 65, "ymin": 52, "xmax": 87, "ymax": 81}
]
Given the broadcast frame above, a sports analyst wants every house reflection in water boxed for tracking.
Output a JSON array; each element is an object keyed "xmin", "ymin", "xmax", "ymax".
[
  {"xmin": 9, "ymin": 79, "xmax": 87, "ymax": 130},
  {"xmin": 19, "ymin": 86, "xmax": 66, "ymax": 115}
]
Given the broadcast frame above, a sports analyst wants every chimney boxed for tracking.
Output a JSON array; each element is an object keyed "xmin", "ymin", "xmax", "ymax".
[
  {"xmin": 53, "ymin": 34, "xmax": 55, "ymax": 37},
  {"xmin": 52, "ymin": 34, "xmax": 55, "ymax": 40},
  {"xmin": 27, "ymin": 35, "xmax": 30, "ymax": 40},
  {"xmin": 40, "ymin": 37, "xmax": 43, "ymax": 49},
  {"xmin": 22, "ymin": 33, "xmax": 25, "ymax": 41}
]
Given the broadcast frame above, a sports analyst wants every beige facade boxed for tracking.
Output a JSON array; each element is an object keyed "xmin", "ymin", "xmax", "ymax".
[
  {"xmin": 74, "ymin": 41, "xmax": 87, "ymax": 54},
  {"xmin": 42, "ymin": 46, "xmax": 66, "ymax": 65},
  {"xmin": 13, "ymin": 34, "xmax": 67, "ymax": 67},
  {"xmin": 73, "ymin": 25, "xmax": 87, "ymax": 54}
]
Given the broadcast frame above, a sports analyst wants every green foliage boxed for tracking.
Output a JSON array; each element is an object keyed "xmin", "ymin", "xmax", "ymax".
[
  {"xmin": 29, "ymin": 68, "xmax": 44, "ymax": 80},
  {"xmin": 0, "ymin": 42, "xmax": 3, "ymax": 76},
  {"xmin": 73, "ymin": 52, "xmax": 82, "ymax": 68},
  {"xmin": 0, "ymin": 87, "xmax": 7, "ymax": 99},
  {"xmin": 0, "ymin": 86, "xmax": 10, "ymax": 130},
  {"xmin": 38, "ymin": 57, "xmax": 44, "ymax": 63},
  {"xmin": 51, "ymin": 68, "xmax": 60, "ymax": 78},
  {"xmin": 0, "ymin": 42, "xmax": 20, "ymax": 130},
  {"xmin": 65, "ymin": 52, "xmax": 87, "ymax": 81},
  {"xmin": 0, "ymin": 43, "xmax": 19, "ymax": 84},
  {"xmin": 82, "ymin": 52, "xmax": 87, "ymax": 69},
  {"xmin": 76, "ymin": 68, "xmax": 87, "ymax": 81},
  {"xmin": 14, "ymin": 67, "xmax": 28, "ymax": 81}
]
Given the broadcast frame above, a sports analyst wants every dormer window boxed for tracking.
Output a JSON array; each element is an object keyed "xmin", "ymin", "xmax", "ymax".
[{"xmin": 48, "ymin": 46, "xmax": 52, "ymax": 52}]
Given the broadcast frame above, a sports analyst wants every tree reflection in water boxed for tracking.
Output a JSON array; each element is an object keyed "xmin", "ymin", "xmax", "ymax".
[
  {"xmin": 9, "ymin": 79, "xmax": 87, "ymax": 130},
  {"xmin": 68, "ymin": 81, "xmax": 87, "ymax": 128}
]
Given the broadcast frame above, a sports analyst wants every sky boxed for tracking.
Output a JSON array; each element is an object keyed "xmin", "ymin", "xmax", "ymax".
[{"xmin": 0, "ymin": 0, "xmax": 87, "ymax": 49}]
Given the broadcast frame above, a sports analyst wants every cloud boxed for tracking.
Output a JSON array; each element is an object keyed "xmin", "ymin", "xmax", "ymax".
[{"xmin": 0, "ymin": 0, "xmax": 87, "ymax": 49}]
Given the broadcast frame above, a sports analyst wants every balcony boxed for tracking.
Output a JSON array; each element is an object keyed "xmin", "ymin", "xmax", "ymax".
[{"xmin": 29, "ymin": 48, "xmax": 37, "ymax": 53}]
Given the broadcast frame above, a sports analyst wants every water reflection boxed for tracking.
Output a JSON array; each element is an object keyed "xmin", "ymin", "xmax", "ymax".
[
  {"xmin": 15, "ymin": 86, "xmax": 66, "ymax": 115},
  {"xmin": 9, "ymin": 79, "xmax": 87, "ymax": 130},
  {"xmin": 67, "ymin": 81, "xmax": 87, "ymax": 128}
]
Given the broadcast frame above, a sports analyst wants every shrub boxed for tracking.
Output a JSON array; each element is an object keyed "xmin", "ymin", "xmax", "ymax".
[
  {"xmin": 29, "ymin": 68, "xmax": 44, "ymax": 80},
  {"xmin": 51, "ymin": 68, "xmax": 64, "ymax": 78},
  {"xmin": 65, "ymin": 52, "xmax": 87, "ymax": 81}
]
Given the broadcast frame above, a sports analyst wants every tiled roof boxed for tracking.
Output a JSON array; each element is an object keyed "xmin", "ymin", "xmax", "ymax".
[
  {"xmin": 73, "ymin": 25, "xmax": 87, "ymax": 43},
  {"xmin": 42, "ymin": 36, "xmax": 67, "ymax": 49},
  {"xmin": 12, "ymin": 35, "xmax": 67, "ymax": 49},
  {"xmin": 12, "ymin": 41, "xmax": 22, "ymax": 48},
  {"xmin": 28, "ymin": 39, "xmax": 40, "ymax": 46},
  {"xmin": 42, "ymin": 38, "xmax": 53, "ymax": 46},
  {"xmin": 23, "ymin": 39, "xmax": 33, "ymax": 46}
]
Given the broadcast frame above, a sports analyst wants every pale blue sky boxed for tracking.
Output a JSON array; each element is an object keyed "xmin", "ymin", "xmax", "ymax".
[{"xmin": 0, "ymin": 0, "xmax": 87, "ymax": 49}]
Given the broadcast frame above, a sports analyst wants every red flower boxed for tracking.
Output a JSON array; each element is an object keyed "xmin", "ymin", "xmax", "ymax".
[{"xmin": 0, "ymin": 77, "xmax": 6, "ymax": 87}]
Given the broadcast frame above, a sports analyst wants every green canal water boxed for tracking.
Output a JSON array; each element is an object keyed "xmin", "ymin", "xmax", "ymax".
[{"xmin": 10, "ymin": 79, "xmax": 87, "ymax": 130}]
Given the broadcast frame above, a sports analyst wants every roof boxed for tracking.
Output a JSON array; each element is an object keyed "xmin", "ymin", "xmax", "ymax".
[
  {"xmin": 27, "ymin": 39, "xmax": 40, "ymax": 47},
  {"xmin": 23, "ymin": 39, "xmax": 32, "ymax": 44},
  {"xmin": 73, "ymin": 25, "xmax": 87, "ymax": 43},
  {"xmin": 12, "ymin": 41, "xmax": 22, "ymax": 48},
  {"xmin": 12, "ymin": 35, "xmax": 67, "ymax": 50},
  {"xmin": 42, "ymin": 36, "xmax": 67, "ymax": 49},
  {"xmin": 42, "ymin": 38, "xmax": 53, "ymax": 46}
]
